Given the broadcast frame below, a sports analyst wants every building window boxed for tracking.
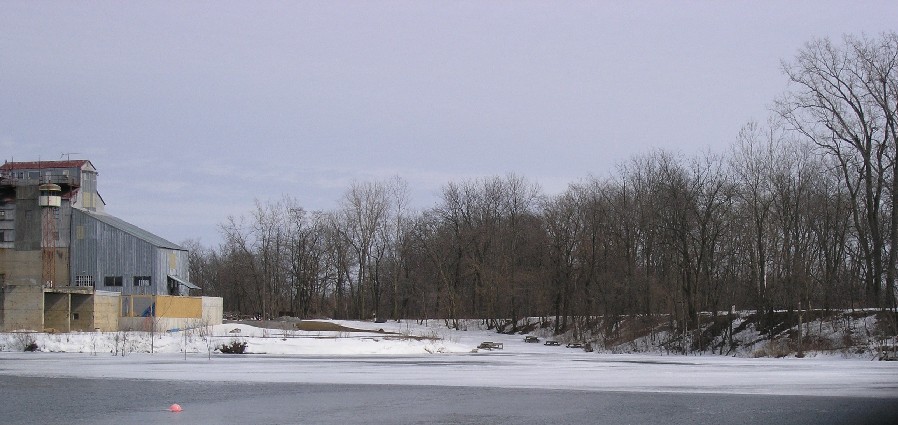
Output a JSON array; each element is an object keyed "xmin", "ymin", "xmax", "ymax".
[
  {"xmin": 104, "ymin": 276, "xmax": 123, "ymax": 287},
  {"xmin": 0, "ymin": 210, "xmax": 5, "ymax": 218},
  {"xmin": 134, "ymin": 276, "xmax": 151, "ymax": 287},
  {"xmin": 0, "ymin": 273, "xmax": 5, "ymax": 285},
  {"xmin": 0, "ymin": 231, "xmax": 4, "ymax": 242},
  {"xmin": 74, "ymin": 275, "xmax": 95, "ymax": 287}
]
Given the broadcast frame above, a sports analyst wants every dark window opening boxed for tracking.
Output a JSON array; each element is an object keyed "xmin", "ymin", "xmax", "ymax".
[{"xmin": 104, "ymin": 276, "xmax": 123, "ymax": 287}]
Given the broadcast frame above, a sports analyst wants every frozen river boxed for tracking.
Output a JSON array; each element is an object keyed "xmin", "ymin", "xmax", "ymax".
[
  {"xmin": 2, "ymin": 351, "xmax": 897, "ymax": 397},
  {"xmin": 1, "ymin": 351, "xmax": 898, "ymax": 424},
  {"xmin": 2, "ymin": 376, "xmax": 897, "ymax": 425}
]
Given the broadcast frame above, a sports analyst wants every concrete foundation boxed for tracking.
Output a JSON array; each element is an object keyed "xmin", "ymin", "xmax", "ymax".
[
  {"xmin": 2, "ymin": 289, "xmax": 221, "ymax": 332},
  {"xmin": 43, "ymin": 292, "xmax": 69, "ymax": 332},
  {"xmin": 91, "ymin": 292, "xmax": 120, "ymax": 331},
  {"xmin": 0, "ymin": 283, "xmax": 44, "ymax": 331},
  {"xmin": 119, "ymin": 295, "xmax": 223, "ymax": 332},
  {"xmin": 0, "ymin": 286, "xmax": 122, "ymax": 332},
  {"xmin": 70, "ymin": 294, "xmax": 90, "ymax": 330},
  {"xmin": 202, "ymin": 296, "xmax": 223, "ymax": 326},
  {"xmin": 0, "ymin": 249, "xmax": 70, "ymax": 287}
]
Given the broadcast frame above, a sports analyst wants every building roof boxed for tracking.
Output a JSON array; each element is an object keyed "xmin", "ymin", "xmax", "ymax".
[
  {"xmin": 1, "ymin": 160, "xmax": 95, "ymax": 171},
  {"xmin": 77, "ymin": 208, "xmax": 184, "ymax": 251},
  {"xmin": 168, "ymin": 274, "xmax": 201, "ymax": 290}
]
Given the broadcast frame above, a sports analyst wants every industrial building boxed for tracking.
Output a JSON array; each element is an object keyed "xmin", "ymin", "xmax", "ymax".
[{"xmin": 0, "ymin": 160, "xmax": 222, "ymax": 332}]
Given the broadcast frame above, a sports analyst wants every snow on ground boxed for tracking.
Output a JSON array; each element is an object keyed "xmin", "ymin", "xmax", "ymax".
[
  {"xmin": 0, "ymin": 320, "xmax": 471, "ymax": 356},
  {"xmin": 1, "ymin": 319, "xmax": 897, "ymax": 398}
]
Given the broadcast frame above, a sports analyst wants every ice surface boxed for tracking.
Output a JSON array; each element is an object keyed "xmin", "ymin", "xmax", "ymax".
[{"xmin": 1, "ymin": 319, "xmax": 896, "ymax": 398}]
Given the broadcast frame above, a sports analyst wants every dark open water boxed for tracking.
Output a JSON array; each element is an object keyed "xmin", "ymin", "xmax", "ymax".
[{"xmin": 1, "ymin": 376, "xmax": 896, "ymax": 425}]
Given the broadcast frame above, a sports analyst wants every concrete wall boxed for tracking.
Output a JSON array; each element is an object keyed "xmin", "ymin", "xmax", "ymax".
[
  {"xmin": 118, "ymin": 316, "xmax": 153, "ymax": 332},
  {"xmin": 0, "ymin": 250, "xmax": 41, "ymax": 286},
  {"xmin": 119, "ymin": 316, "xmax": 205, "ymax": 333},
  {"xmin": 0, "ymin": 284, "xmax": 44, "ymax": 331},
  {"xmin": 0, "ymin": 248, "xmax": 69, "ymax": 287},
  {"xmin": 43, "ymin": 292, "xmax": 70, "ymax": 332},
  {"xmin": 70, "ymin": 294, "xmax": 93, "ymax": 331},
  {"xmin": 91, "ymin": 292, "xmax": 120, "ymax": 332},
  {"xmin": 202, "ymin": 297, "xmax": 223, "ymax": 326},
  {"xmin": 3, "ymin": 290, "xmax": 220, "ymax": 333}
]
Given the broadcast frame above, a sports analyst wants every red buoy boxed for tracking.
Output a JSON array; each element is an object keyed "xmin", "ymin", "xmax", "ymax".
[{"xmin": 169, "ymin": 403, "xmax": 183, "ymax": 412}]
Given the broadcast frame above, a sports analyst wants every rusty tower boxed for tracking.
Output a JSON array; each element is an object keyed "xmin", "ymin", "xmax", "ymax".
[{"xmin": 39, "ymin": 182, "xmax": 62, "ymax": 287}]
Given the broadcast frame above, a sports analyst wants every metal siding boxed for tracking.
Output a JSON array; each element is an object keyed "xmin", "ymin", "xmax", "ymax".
[
  {"xmin": 175, "ymin": 249, "xmax": 190, "ymax": 293},
  {"xmin": 70, "ymin": 209, "xmax": 96, "ymax": 285},
  {"xmin": 155, "ymin": 249, "xmax": 166, "ymax": 295},
  {"xmin": 156, "ymin": 248, "xmax": 190, "ymax": 295},
  {"xmin": 72, "ymin": 209, "xmax": 176, "ymax": 295},
  {"xmin": 14, "ymin": 186, "xmax": 40, "ymax": 251},
  {"xmin": 0, "ymin": 204, "xmax": 13, "ymax": 249},
  {"xmin": 56, "ymin": 201, "xmax": 71, "ymax": 248},
  {"xmin": 76, "ymin": 209, "xmax": 182, "ymax": 250}
]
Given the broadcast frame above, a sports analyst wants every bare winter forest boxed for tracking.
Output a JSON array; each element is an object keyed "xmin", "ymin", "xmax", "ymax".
[{"xmin": 185, "ymin": 34, "xmax": 898, "ymax": 350}]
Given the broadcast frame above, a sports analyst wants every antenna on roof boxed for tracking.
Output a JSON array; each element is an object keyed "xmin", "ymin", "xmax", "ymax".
[{"xmin": 61, "ymin": 153, "xmax": 81, "ymax": 161}]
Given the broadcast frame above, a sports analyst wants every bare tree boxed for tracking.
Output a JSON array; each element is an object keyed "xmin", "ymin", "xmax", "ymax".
[
  {"xmin": 219, "ymin": 213, "xmax": 264, "ymax": 316},
  {"xmin": 339, "ymin": 179, "xmax": 393, "ymax": 319},
  {"xmin": 779, "ymin": 33, "xmax": 898, "ymax": 309},
  {"xmin": 542, "ymin": 187, "xmax": 583, "ymax": 334},
  {"xmin": 730, "ymin": 121, "xmax": 780, "ymax": 312}
]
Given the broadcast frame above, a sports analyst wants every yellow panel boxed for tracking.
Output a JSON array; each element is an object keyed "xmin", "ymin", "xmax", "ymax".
[
  {"xmin": 154, "ymin": 295, "xmax": 202, "ymax": 319},
  {"xmin": 119, "ymin": 295, "xmax": 203, "ymax": 319}
]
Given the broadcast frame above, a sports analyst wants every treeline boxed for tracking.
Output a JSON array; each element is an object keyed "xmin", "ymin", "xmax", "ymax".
[{"xmin": 185, "ymin": 33, "xmax": 898, "ymax": 334}]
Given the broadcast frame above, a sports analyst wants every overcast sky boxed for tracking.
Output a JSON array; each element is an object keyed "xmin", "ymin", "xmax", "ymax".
[{"xmin": 1, "ymin": 1, "xmax": 896, "ymax": 246}]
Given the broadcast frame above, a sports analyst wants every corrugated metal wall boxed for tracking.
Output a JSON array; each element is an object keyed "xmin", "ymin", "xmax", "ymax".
[
  {"xmin": 71, "ymin": 209, "xmax": 188, "ymax": 296},
  {"xmin": 0, "ymin": 198, "xmax": 14, "ymax": 250},
  {"xmin": 14, "ymin": 185, "xmax": 40, "ymax": 250},
  {"xmin": 56, "ymin": 202, "xmax": 71, "ymax": 248},
  {"xmin": 158, "ymin": 248, "xmax": 191, "ymax": 295}
]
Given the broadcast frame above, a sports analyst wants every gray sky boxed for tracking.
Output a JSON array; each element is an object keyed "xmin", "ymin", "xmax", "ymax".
[{"xmin": 2, "ymin": 1, "xmax": 896, "ymax": 246}]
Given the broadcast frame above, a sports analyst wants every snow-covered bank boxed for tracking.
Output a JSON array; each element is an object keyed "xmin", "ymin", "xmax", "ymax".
[
  {"xmin": 0, "ymin": 320, "xmax": 471, "ymax": 356},
  {"xmin": 3, "ymin": 311, "xmax": 895, "ymax": 359},
  {"xmin": 1, "ymin": 319, "xmax": 897, "ymax": 398},
  {"xmin": 472, "ymin": 311, "xmax": 898, "ymax": 359}
]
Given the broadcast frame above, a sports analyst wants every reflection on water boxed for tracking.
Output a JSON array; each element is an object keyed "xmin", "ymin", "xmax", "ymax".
[{"xmin": 1, "ymin": 376, "xmax": 897, "ymax": 425}]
